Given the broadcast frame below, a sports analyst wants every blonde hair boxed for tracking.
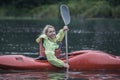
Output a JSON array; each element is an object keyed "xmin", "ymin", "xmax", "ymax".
[{"xmin": 43, "ymin": 25, "xmax": 55, "ymax": 35}]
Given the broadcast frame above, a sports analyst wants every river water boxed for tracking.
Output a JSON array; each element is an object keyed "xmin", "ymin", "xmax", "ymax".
[
  {"xmin": 0, "ymin": 70, "xmax": 120, "ymax": 80},
  {"xmin": 0, "ymin": 19, "xmax": 120, "ymax": 80}
]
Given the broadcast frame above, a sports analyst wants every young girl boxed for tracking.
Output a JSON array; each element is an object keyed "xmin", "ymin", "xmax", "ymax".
[{"xmin": 36, "ymin": 25, "xmax": 69, "ymax": 68}]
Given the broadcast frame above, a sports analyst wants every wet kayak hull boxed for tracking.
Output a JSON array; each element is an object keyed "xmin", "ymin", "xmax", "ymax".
[{"xmin": 0, "ymin": 50, "xmax": 120, "ymax": 71}]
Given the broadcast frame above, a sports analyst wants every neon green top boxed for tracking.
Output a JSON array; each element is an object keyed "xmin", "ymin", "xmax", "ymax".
[{"xmin": 36, "ymin": 29, "xmax": 65, "ymax": 67}]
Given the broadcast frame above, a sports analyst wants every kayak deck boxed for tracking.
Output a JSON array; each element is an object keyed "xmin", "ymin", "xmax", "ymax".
[{"xmin": 0, "ymin": 50, "xmax": 120, "ymax": 71}]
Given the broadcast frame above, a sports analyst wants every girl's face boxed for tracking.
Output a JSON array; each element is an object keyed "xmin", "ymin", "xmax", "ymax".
[{"xmin": 46, "ymin": 27, "xmax": 56, "ymax": 39}]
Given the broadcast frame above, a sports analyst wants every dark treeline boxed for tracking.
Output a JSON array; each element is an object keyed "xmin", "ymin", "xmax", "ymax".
[
  {"xmin": 0, "ymin": 0, "xmax": 68, "ymax": 8},
  {"xmin": 0, "ymin": 0, "xmax": 120, "ymax": 19},
  {"xmin": 106, "ymin": 0, "xmax": 120, "ymax": 6},
  {"xmin": 0, "ymin": 0, "xmax": 120, "ymax": 8}
]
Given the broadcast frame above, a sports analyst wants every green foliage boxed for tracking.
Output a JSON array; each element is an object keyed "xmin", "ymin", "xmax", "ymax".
[
  {"xmin": 0, "ymin": 0, "xmax": 66, "ymax": 8},
  {"xmin": 112, "ymin": 6, "xmax": 120, "ymax": 18},
  {"xmin": 68, "ymin": 0, "xmax": 112, "ymax": 18},
  {"xmin": 0, "ymin": 0, "xmax": 120, "ymax": 19},
  {"xmin": 106, "ymin": 0, "xmax": 120, "ymax": 6},
  {"xmin": 85, "ymin": 1, "xmax": 112, "ymax": 18},
  {"xmin": 29, "ymin": 5, "xmax": 59, "ymax": 19}
]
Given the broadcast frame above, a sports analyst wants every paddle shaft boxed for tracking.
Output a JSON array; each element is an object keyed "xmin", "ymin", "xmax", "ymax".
[
  {"xmin": 65, "ymin": 30, "xmax": 69, "ymax": 72},
  {"xmin": 60, "ymin": 4, "xmax": 70, "ymax": 74}
]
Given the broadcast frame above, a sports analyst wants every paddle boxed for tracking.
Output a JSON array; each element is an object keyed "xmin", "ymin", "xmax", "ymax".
[{"xmin": 60, "ymin": 4, "xmax": 71, "ymax": 76}]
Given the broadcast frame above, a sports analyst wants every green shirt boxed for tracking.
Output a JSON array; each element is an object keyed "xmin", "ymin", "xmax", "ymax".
[{"xmin": 36, "ymin": 29, "xmax": 65, "ymax": 67}]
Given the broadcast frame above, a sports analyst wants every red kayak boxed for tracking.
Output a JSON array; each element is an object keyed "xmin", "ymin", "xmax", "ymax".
[{"xmin": 0, "ymin": 50, "xmax": 120, "ymax": 71}]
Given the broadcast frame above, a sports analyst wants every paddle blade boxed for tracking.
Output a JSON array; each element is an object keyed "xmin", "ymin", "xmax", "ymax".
[{"xmin": 60, "ymin": 4, "xmax": 71, "ymax": 26}]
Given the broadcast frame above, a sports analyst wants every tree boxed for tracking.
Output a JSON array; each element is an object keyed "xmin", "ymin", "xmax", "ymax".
[{"xmin": 106, "ymin": 0, "xmax": 120, "ymax": 6}]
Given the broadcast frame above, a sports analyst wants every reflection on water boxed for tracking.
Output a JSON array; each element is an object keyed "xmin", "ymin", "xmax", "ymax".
[
  {"xmin": 69, "ymin": 71, "xmax": 120, "ymax": 80},
  {"xmin": 0, "ymin": 70, "xmax": 120, "ymax": 80}
]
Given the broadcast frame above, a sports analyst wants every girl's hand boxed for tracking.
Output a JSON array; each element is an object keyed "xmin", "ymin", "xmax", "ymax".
[
  {"xmin": 63, "ymin": 26, "xmax": 69, "ymax": 31},
  {"xmin": 63, "ymin": 63, "xmax": 69, "ymax": 68}
]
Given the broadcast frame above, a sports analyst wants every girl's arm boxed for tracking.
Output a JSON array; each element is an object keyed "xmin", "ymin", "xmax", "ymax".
[
  {"xmin": 45, "ymin": 50, "xmax": 65, "ymax": 67},
  {"xmin": 56, "ymin": 26, "xmax": 69, "ymax": 42}
]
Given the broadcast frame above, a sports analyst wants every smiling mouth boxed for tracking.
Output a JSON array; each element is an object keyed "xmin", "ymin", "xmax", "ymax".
[{"xmin": 51, "ymin": 35, "xmax": 56, "ymax": 38}]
